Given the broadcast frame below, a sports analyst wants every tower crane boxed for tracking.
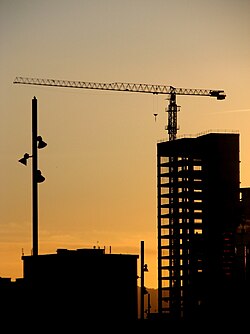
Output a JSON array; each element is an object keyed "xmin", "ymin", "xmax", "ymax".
[{"xmin": 13, "ymin": 76, "xmax": 226, "ymax": 141}]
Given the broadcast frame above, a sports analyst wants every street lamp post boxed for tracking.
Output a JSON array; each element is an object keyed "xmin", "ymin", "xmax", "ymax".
[
  {"xmin": 140, "ymin": 240, "xmax": 149, "ymax": 320},
  {"xmin": 32, "ymin": 96, "xmax": 39, "ymax": 257},
  {"xmin": 19, "ymin": 96, "xmax": 47, "ymax": 256},
  {"xmin": 140, "ymin": 240, "xmax": 144, "ymax": 320}
]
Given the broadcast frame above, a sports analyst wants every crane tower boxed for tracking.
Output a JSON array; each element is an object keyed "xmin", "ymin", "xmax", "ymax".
[{"xmin": 13, "ymin": 77, "xmax": 226, "ymax": 141}]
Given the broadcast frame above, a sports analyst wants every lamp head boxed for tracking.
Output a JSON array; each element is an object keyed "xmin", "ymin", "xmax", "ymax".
[
  {"xmin": 37, "ymin": 136, "xmax": 47, "ymax": 149},
  {"xmin": 18, "ymin": 153, "xmax": 31, "ymax": 166},
  {"xmin": 37, "ymin": 170, "xmax": 45, "ymax": 183}
]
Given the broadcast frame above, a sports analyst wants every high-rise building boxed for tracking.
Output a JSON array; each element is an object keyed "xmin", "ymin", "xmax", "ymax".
[{"xmin": 157, "ymin": 132, "xmax": 243, "ymax": 320}]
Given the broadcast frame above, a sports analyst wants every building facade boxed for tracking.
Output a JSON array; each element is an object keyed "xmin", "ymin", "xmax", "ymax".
[
  {"xmin": 157, "ymin": 132, "xmax": 243, "ymax": 320},
  {"xmin": 22, "ymin": 247, "xmax": 139, "ymax": 322},
  {"xmin": 1, "ymin": 247, "xmax": 139, "ymax": 323}
]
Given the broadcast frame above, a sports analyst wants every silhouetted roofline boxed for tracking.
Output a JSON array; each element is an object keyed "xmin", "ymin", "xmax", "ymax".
[{"xmin": 158, "ymin": 129, "xmax": 239, "ymax": 143}]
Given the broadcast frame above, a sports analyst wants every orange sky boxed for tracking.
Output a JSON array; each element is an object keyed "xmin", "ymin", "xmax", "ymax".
[{"xmin": 1, "ymin": 0, "xmax": 250, "ymax": 288}]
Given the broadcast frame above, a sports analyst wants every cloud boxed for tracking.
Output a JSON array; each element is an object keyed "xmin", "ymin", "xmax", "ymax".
[
  {"xmin": 0, "ymin": 221, "xmax": 30, "ymax": 242},
  {"xmin": 214, "ymin": 109, "xmax": 250, "ymax": 114}
]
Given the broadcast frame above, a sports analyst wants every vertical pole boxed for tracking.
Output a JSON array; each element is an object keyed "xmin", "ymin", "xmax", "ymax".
[
  {"xmin": 32, "ymin": 96, "xmax": 38, "ymax": 256},
  {"xmin": 140, "ymin": 240, "xmax": 144, "ymax": 320},
  {"xmin": 147, "ymin": 293, "xmax": 151, "ymax": 319}
]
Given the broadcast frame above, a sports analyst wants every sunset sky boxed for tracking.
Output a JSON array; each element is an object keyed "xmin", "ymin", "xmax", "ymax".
[{"xmin": 1, "ymin": 0, "xmax": 250, "ymax": 288}]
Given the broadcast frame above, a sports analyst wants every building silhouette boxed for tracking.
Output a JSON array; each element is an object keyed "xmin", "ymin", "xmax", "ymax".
[
  {"xmin": 1, "ymin": 131, "xmax": 250, "ymax": 324},
  {"xmin": 157, "ymin": 131, "xmax": 249, "ymax": 321},
  {"xmin": 0, "ymin": 247, "xmax": 139, "ymax": 324}
]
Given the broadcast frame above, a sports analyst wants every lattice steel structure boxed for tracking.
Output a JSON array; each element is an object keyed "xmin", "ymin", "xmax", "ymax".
[
  {"xmin": 157, "ymin": 132, "xmax": 241, "ymax": 320},
  {"xmin": 13, "ymin": 76, "xmax": 226, "ymax": 141}
]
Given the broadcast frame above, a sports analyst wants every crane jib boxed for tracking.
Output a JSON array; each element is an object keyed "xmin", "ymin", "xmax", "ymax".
[
  {"xmin": 13, "ymin": 76, "xmax": 226, "ymax": 141},
  {"xmin": 13, "ymin": 77, "xmax": 226, "ymax": 99}
]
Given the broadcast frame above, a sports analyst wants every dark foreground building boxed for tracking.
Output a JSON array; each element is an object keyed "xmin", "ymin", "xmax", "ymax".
[
  {"xmin": 1, "ymin": 247, "xmax": 139, "ymax": 324},
  {"xmin": 157, "ymin": 132, "xmax": 249, "ymax": 321}
]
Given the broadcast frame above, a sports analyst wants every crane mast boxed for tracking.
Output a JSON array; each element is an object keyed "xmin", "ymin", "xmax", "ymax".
[{"xmin": 13, "ymin": 76, "xmax": 226, "ymax": 140}]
